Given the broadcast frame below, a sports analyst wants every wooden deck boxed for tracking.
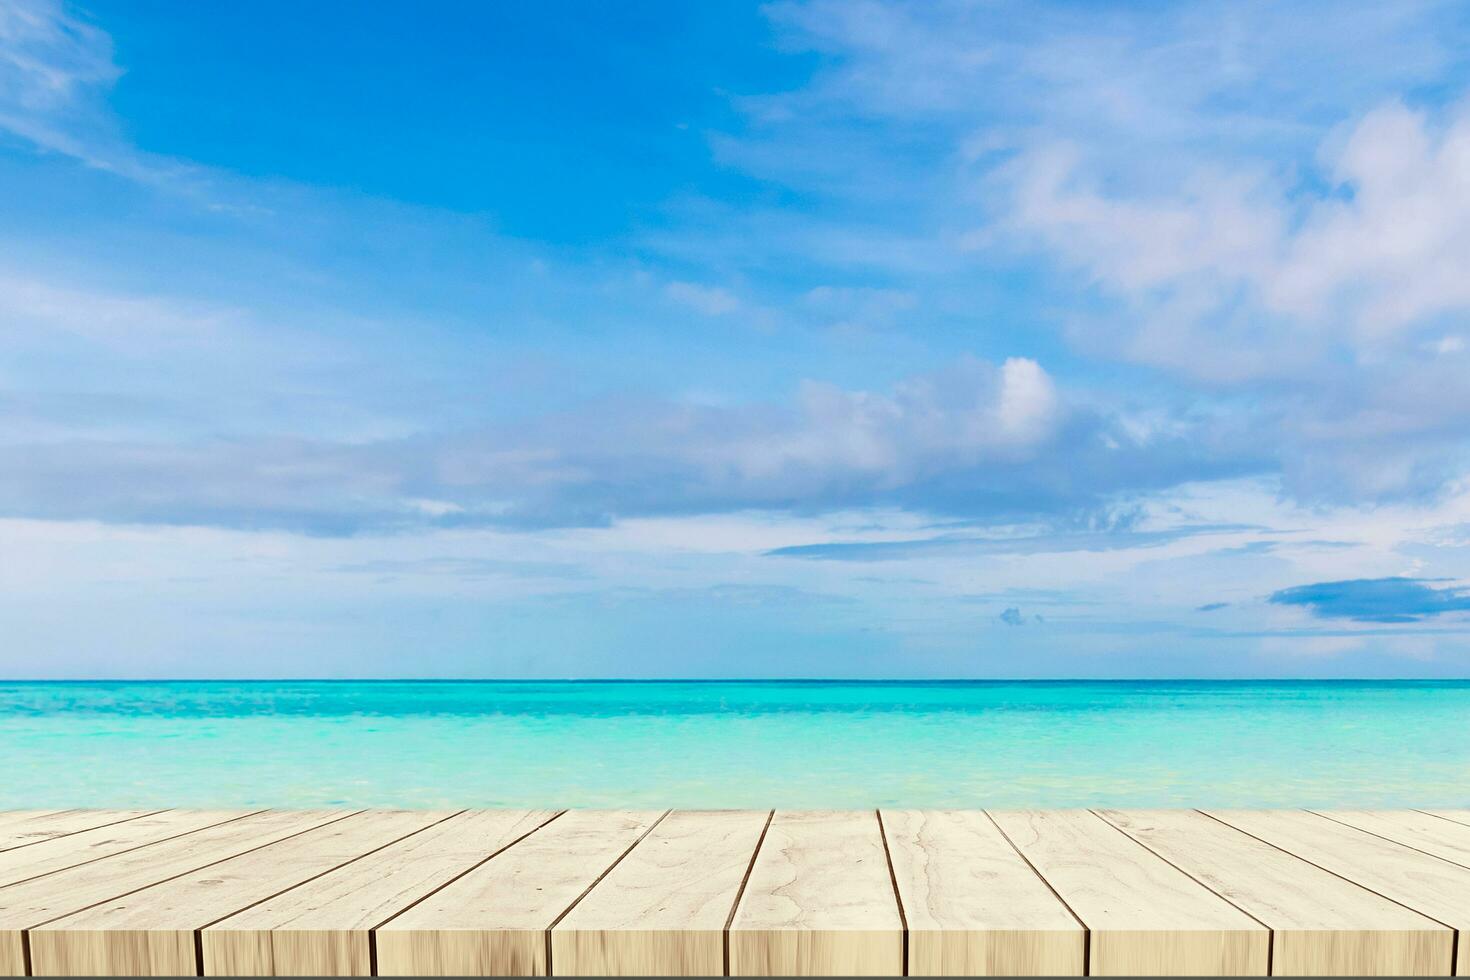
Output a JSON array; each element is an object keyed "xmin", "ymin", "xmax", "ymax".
[{"xmin": 1, "ymin": 809, "xmax": 1468, "ymax": 976}]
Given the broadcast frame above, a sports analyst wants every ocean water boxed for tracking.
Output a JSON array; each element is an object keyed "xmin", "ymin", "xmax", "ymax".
[{"xmin": 3, "ymin": 680, "xmax": 1469, "ymax": 809}]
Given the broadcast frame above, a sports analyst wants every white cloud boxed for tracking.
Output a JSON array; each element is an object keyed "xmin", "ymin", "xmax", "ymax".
[
  {"xmin": 0, "ymin": 273, "xmax": 233, "ymax": 347},
  {"xmin": 1269, "ymin": 102, "xmax": 1470, "ymax": 334},
  {"xmin": 0, "ymin": 0, "xmax": 217, "ymax": 191},
  {"xmin": 1011, "ymin": 101, "xmax": 1470, "ymax": 360},
  {"xmin": 0, "ymin": 0, "xmax": 116, "ymax": 117},
  {"xmin": 664, "ymin": 281, "xmax": 740, "ymax": 316}
]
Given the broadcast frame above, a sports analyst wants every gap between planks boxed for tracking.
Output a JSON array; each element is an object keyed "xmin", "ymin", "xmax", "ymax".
[{"xmin": 8, "ymin": 810, "xmax": 1470, "ymax": 977}]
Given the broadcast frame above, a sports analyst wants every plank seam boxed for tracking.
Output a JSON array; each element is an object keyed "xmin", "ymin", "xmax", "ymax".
[
  {"xmin": 723, "ymin": 809, "xmax": 774, "ymax": 977},
  {"xmin": 544, "ymin": 809, "xmax": 672, "ymax": 976},
  {"xmin": 193, "ymin": 809, "xmax": 470, "ymax": 936},
  {"xmin": 1198, "ymin": 810, "xmax": 1460, "ymax": 933},
  {"xmin": 984, "ymin": 811, "xmax": 1091, "ymax": 976},
  {"xmin": 1413, "ymin": 808, "xmax": 1470, "ymax": 830},
  {"xmin": 0, "ymin": 810, "xmax": 170, "ymax": 855},
  {"xmin": 22, "ymin": 809, "xmax": 366, "ymax": 932},
  {"xmin": 1088, "ymin": 809, "xmax": 1276, "ymax": 974},
  {"xmin": 1308, "ymin": 810, "xmax": 1470, "ymax": 873},
  {"xmin": 369, "ymin": 809, "xmax": 568, "ymax": 932},
  {"xmin": 874, "ymin": 810, "xmax": 909, "ymax": 978},
  {"xmin": 0, "ymin": 809, "xmax": 271, "ymax": 890}
]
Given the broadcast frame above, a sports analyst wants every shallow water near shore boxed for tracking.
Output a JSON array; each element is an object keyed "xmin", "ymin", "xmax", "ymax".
[{"xmin": 4, "ymin": 680, "xmax": 1469, "ymax": 809}]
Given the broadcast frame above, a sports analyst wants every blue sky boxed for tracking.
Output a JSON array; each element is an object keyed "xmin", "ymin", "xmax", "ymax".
[{"xmin": 5, "ymin": 0, "xmax": 1470, "ymax": 677}]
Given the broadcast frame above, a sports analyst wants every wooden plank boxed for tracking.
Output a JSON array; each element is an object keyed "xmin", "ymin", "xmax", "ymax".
[
  {"xmin": 0, "ymin": 810, "xmax": 350, "ymax": 977},
  {"xmin": 203, "ymin": 810, "xmax": 557, "ymax": 977},
  {"xmin": 1318, "ymin": 809, "xmax": 1470, "ymax": 866},
  {"xmin": 1099, "ymin": 809, "xmax": 1452, "ymax": 976},
  {"xmin": 29, "ymin": 810, "xmax": 446, "ymax": 977},
  {"xmin": 728, "ymin": 810, "xmax": 902, "ymax": 977},
  {"xmin": 0, "ymin": 811, "xmax": 159, "ymax": 852},
  {"xmin": 0, "ymin": 811, "xmax": 257, "ymax": 889},
  {"xmin": 989, "ymin": 809, "xmax": 1266, "ymax": 976},
  {"xmin": 882, "ymin": 810, "xmax": 1083, "ymax": 976},
  {"xmin": 1423, "ymin": 810, "xmax": 1470, "ymax": 826},
  {"xmin": 1207, "ymin": 809, "xmax": 1470, "ymax": 976},
  {"xmin": 552, "ymin": 809, "xmax": 770, "ymax": 977},
  {"xmin": 0, "ymin": 813, "xmax": 63, "ymax": 839},
  {"xmin": 375, "ymin": 810, "xmax": 664, "ymax": 977}
]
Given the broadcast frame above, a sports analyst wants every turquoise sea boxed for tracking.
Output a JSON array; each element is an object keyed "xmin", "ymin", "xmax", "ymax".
[{"xmin": 4, "ymin": 680, "xmax": 1469, "ymax": 809}]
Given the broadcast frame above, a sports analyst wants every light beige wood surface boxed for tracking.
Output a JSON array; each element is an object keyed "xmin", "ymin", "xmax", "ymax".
[
  {"xmin": 1208, "ymin": 809, "xmax": 1470, "ymax": 976},
  {"xmin": 728, "ymin": 810, "xmax": 903, "ymax": 977},
  {"xmin": 29, "ymin": 810, "xmax": 444, "ymax": 977},
  {"xmin": 203, "ymin": 809, "xmax": 558, "ymax": 977},
  {"xmin": 1100, "ymin": 809, "xmax": 1452, "ymax": 976},
  {"xmin": 0, "ymin": 813, "xmax": 63, "ymax": 841},
  {"xmin": 0, "ymin": 810, "xmax": 256, "ymax": 889},
  {"xmin": 375, "ymin": 809, "xmax": 664, "ymax": 977},
  {"xmin": 1318, "ymin": 809, "xmax": 1470, "ymax": 866},
  {"xmin": 882, "ymin": 810, "xmax": 1083, "ymax": 976},
  {"xmin": 0, "ymin": 811, "xmax": 157, "ymax": 852},
  {"xmin": 552, "ymin": 809, "xmax": 770, "ymax": 976},
  {"xmin": 1423, "ymin": 810, "xmax": 1470, "ymax": 826},
  {"xmin": 989, "ymin": 809, "xmax": 1266, "ymax": 976},
  {"xmin": 0, "ymin": 809, "xmax": 348, "ymax": 977},
  {"xmin": 9, "ymin": 808, "xmax": 1470, "ymax": 978}
]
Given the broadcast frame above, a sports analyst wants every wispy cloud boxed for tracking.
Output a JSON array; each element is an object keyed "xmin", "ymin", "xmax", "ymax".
[
  {"xmin": 0, "ymin": 0, "xmax": 201, "ymax": 186},
  {"xmin": 766, "ymin": 525, "xmax": 1251, "ymax": 561},
  {"xmin": 332, "ymin": 557, "xmax": 588, "ymax": 580},
  {"xmin": 664, "ymin": 281, "xmax": 740, "ymax": 316}
]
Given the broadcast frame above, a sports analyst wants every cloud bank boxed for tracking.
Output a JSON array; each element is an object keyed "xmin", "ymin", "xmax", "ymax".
[{"xmin": 1269, "ymin": 578, "xmax": 1470, "ymax": 623}]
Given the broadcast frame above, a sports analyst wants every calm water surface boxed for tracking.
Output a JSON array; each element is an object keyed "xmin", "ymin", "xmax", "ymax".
[{"xmin": 4, "ymin": 680, "xmax": 1469, "ymax": 808}]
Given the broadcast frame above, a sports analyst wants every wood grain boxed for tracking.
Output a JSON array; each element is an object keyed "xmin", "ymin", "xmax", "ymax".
[
  {"xmin": 989, "ymin": 809, "xmax": 1266, "ymax": 976},
  {"xmin": 1422, "ymin": 810, "xmax": 1470, "ymax": 827},
  {"xmin": 0, "ymin": 811, "xmax": 158, "ymax": 853},
  {"xmin": 203, "ymin": 809, "xmax": 557, "ymax": 976},
  {"xmin": 29, "ymin": 810, "xmax": 443, "ymax": 977},
  {"xmin": 0, "ymin": 809, "xmax": 347, "ymax": 977},
  {"xmin": 1209, "ymin": 809, "xmax": 1470, "ymax": 976},
  {"xmin": 374, "ymin": 810, "xmax": 664, "ymax": 977},
  {"xmin": 552, "ymin": 809, "xmax": 770, "ymax": 976},
  {"xmin": 728, "ymin": 810, "xmax": 903, "ymax": 977},
  {"xmin": 1100, "ymin": 809, "xmax": 1452, "ymax": 976},
  {"xmin": 10, "ymin": 808, "xmax": 1470, "ymax": 978},
  {"xmin": 882, "ymin": 810, "xmax": 1083, "ymax": 976},
  {"xmin": 0, "ymin": 811, "xmax": 255, "ymax": 889},
  {"xmin": 1317, "ymin": 809, "xmax": 1470, "ymax": 866}
]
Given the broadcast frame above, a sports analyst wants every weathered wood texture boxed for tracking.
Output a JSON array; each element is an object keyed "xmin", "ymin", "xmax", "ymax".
[
  {"xmin": 203, "ymin": 809, "xmax": 559, "ymax": 977},
  {"xmin": 1319, "ymin": 809, "xmax": 1470, "ymax": 866},
  {"xmin": 989, "ymin": 809, "xmax": 1268, "ymax": 976},
  {"xmin": 1099, "ymin": 809, "xmax": 1453, "ymax": 976},
  {"xmin": 30, "ymin": 811, "xmax": 440, "ymax": 977},
  {"xmin": 375, "ymin": 810, "xmax": 665, "ymax": 977},
  {"xmin": 0, "ymin": 810, "xmax": 255, "ymax": 890},
  {"xmin": 4, "ymin": 808, "xmax": 1470, "ymax": 977},
  {"xmin": 552, "ymin": 810, "xmax": 770, "ymax": 977},
  {"xmin": 882, "ymin": 809, "xmax": 1084, "ymax": 976},
  {"xmin": 0, "ymin": 811, "xmax": 159, "ymax": 853},
  {"xmin": 0, "ymin": 809, "xmax": 347, "ymax": 977},
  {"xmin": 1208, "ymin": 809, "xmax": 1470, "ymax": 977},
  {"xmin": 728, "ymin": 811, "xmax": 903, "ymax": 977}
]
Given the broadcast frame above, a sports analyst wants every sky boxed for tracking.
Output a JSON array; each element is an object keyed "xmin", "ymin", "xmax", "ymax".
[{"xmin": 4, "ymin": 0, "xmax": 1470, "ymax": 678}]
